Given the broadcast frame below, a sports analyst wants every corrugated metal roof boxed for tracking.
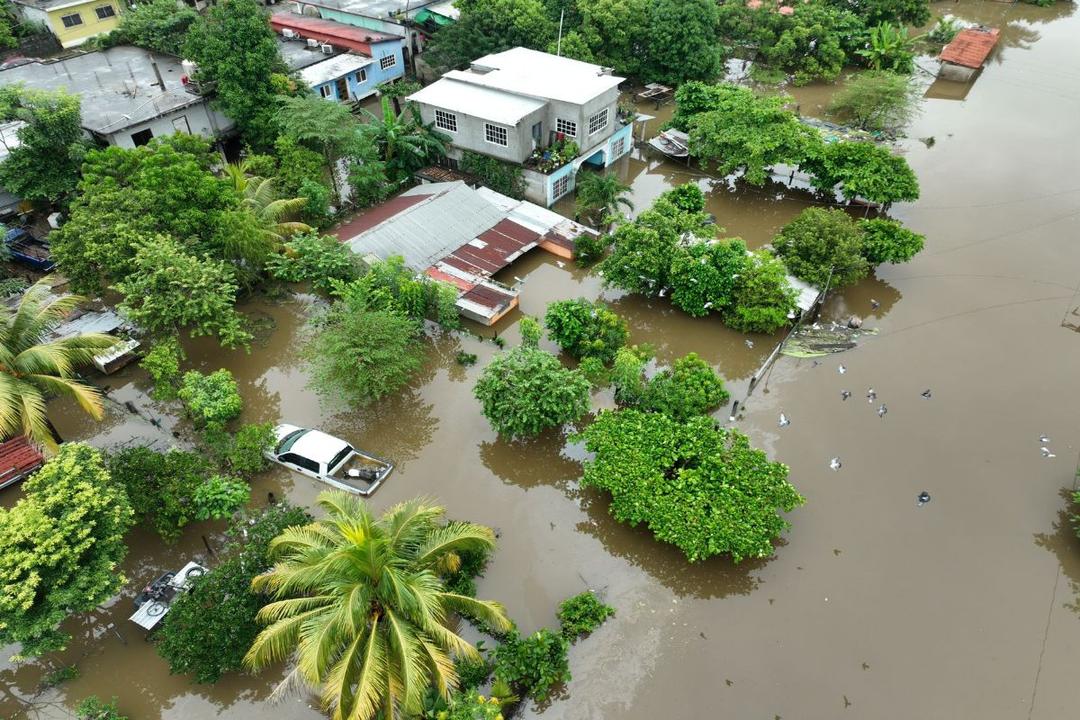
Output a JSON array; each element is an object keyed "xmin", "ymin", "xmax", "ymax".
[
  {"xmin": 343, "ymin": 182, "xmax": 509, "ymax": 269},
  {"xmin": 407, "ymin": 78, "xmax": 545, "ymax": 125},
  {"xmin": 940, "ymin": 27, "xmax": 1000, "ymax": 69},
  {"xmin": 299, "ymin": 54, "xmax": 373, "ymax": 86}
]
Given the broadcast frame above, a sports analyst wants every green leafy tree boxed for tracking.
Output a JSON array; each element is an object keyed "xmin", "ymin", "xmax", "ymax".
[
  {"xmin": 856, "ymin": 23, "xmax": 917, "ymax": 73},
  {"xmin": 0, "ymin": 85, "xmax": 85, "ymax": 203},
  {"xmin": 114, "ymin": 235, "xmax": 252, "ymax": 348},
  {"xmin": 609, "ymin": 345, "xmax": 649, "ymax": 406},
  {"xmin": 774, "ymin": 207, "xmax": 869, "ymax": 288},
  {"xmin": 723, "ymin": 250, "xmax": 798, "ymax": 334},
  {"xmin": 686, "ymin": 84, "xmax": 823, "ymax": 185},
  {"xmin": 276, "ymin": 93, "xmax": 360, "ymax": 202},
  {"xmin": 217, "ymin": 422, "xmax": 275, "ymax": 475},
  {"xmin": 244, "ymin": 492, "xmax": 512, "ymax": 719},
  {"xmin": 76, "ymin": 696, "xmax": 128, "ymax": 720},
  {"xmin": 333, "ymin": 256, "xmax": 460, "ymax": 328},
  {"xmin": 828, "ymin": 70, "xmax": 920, "ymax": 133},
  {"xmin": 544, "ymin": 298, "xmax": 629, "ymax": 364},
  {"xmin": 0, "ymin": 279, "xmax": 117, "ymax": 448},
  {"xmin": 51, "ymin": 136, "xmax": 237, "ymax": 294},
  {"xmin": 577, "ymin": 410, "xmax": 803, "ymax": 562},
  {"xmin": 111, "ymin": 0, "xmax": 199, "ymax": 55},
  {"xmin": 546, "ymin": 29, "xmax": 594, "ymax": 62},
  {"xmin": 347, "ymin": 132, "xmax": 392, "ymax": 207},
  {"xmin": 192, "ymin": 475, "xmax": 250, "ymax": 521},
  {"xmin": 306, "ymin": 303, "xmax": 425, "ymax": 406},
  {"xmin": 266, "ymin": 231, "xmax": 362, "ymax": 293},
  {"xmin": 140, "ymin": 335, "xmax": 185, "ymax": 402},
  {"xmin": 572, "ymin": 232, "xmax": 609, "ymax": 266},
  {"xmin": 859, "ymin": 218, "xmax": 925, "ymax": 264},
  {"xmin": 427, "ymin": 0, "xmax": 555, "ymax": 70},
  {"xmin": 184, "ymin": 0, "xmax": 286, "ymax": 148},
  {"xmin": 0, "ymin": 444, "xmax": 134, "ymax": 658},
  {"xmin": 805, "ymin": 141, "xmax": 920, "ymax": 205},
  {"xmin": 641, "ymin": 352, "xmax": 728, "ymax": 420},
  {"xmin": 569, "ymin": 0, "xmax": 650, "ymax": 77},
  {"xmin": 493, "ymin": 628, "xmax": 570, "ymax": 702},
  {"xmin": 461, "ymin": 151, "xmax": 526, "ymax": 200},
  {"xmin": 557, "ymin": 592, "xmax": 614, "ymax": 640},
  {"xmin": 823, "ymin": 0, "xmax": 930, "ymax": 25},
  {"xmin": 474, "ymin": 317, "xmax": 591, "ymax": 439},
  {"xmin": 643, "ymin": 0, "xmax": 722, "ymax": 85},
  {"xmin": 224, "ymin": 161, "xmax": 311, "ymax": 247},
  {"xmin": 377, "ymin": 79, "xmax": 422, "ymax": 115},
  {"xmin": 178, "ymin": 369, "xmax": 243, "ymax": 431},
  {"xmin": 669, "ymin": 239, "xmax": 749, "ymax": 317},
  {"xmin": 107, "ymin": 446, "xmax": 213, "ymax": 541},
  {"xmin": 574, "ymin": 171, "xmax": 634, "ymax": 230},
  {"xmin": 157, "ymin": 503, "xmax": 311, "ymax": 683},
  {"xmin": 272, "ymin": 135, "xmax": 334, "ymax": 223}
]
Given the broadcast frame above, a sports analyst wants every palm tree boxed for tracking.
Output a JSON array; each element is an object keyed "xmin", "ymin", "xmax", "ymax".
[
  {"xmin": 574, "ymin": 171, "xmax": 635, "ymax": 231},
  {"xmin": 0, "ymin": 279, "xmax": 118, "ymax": 448},
  {"xmin": 244, "ymin": 492, "xmax": 511, "ymax": 720},
  {"xmin": 360, "ymin": 97, "xmax": 450, "ymax": 184},
  {"xmin": 225, "ymin": 162, "xmax": 311, "ymax": 244}
]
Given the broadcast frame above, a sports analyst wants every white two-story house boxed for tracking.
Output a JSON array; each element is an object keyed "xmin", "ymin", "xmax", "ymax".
[{"xmin": 407, "ymin": 47, "xmax": 634, "ymax": 207}]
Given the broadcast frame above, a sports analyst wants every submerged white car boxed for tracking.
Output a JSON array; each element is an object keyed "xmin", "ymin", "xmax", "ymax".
[{"xmin": 266, "ymin": 424, "xmax": 394, "ymax": 496}]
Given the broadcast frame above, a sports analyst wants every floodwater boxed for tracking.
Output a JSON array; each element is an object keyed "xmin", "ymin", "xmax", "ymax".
[{"xmin": 6, "ymin": 1, "xmax": 1080, "ymax": 717}]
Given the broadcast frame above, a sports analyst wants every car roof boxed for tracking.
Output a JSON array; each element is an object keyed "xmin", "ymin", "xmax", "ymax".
[{"xmin": 289, "ymin": 429, "xmax": 352, "ymax": 465}]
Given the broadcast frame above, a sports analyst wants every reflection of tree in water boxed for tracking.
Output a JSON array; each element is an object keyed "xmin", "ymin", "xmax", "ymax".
[
  {"xmin": 1003, "ymin": 1, "xmax": 1074, "ymax": 27},
  {"xmin": 1033, "ymin": 488, "xmax": 1080, "ymax": 614},
  {"xmin": 576, "ymin": 486, "xmax": 773, "ymax": 600},
  {"xmin": 478, "ymin": 430, "xmax": 583, "ymax": 490}
]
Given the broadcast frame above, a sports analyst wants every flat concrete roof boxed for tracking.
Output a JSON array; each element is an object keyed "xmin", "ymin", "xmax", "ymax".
[
  {"xmin": 0, "ymin": 46, "xmax": 206, "ymax": 136},
  {"xmin": 459, "ymin": 47, "xmax": 624, "ymax": 105},
  {"xmin": 278, "ymin": 36, "xmax": 337, "ymax": 72},
  {"xmin": 300, "ymin": 53, "xmax": 373, "ymax": 86},
  {"xmin": 408, "ymin": 78, "xmax": 545, "ymax": 125}
]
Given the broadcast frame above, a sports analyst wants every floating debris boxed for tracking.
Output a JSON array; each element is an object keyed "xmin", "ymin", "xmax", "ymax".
[
  {"xmin": 838, "ymin": 364, "xmax": 847, "ymax": 374},
  {"xmin": 867, "ymin": 388, "xmax": 876, "ymax": 402},
  {"xmin": 870, "ymin": 299, "xmax": 881, "ymax": 310},
  {"xmin": 779, "ymin": 412, "xmax": 791, "ymax": 428},
  {"xmin": 782, "ymin": 325, "xmax": 878, "ymax": 358},
  {"xmin": 745, "ymin": 338, "xmax": 754, "ymax": 349},
  {"xmin": 1040, "ymin": 446, "xmax": 1056, "ymax": 458},
  {"xmin": 922, "ymin": 389, "xmax": 932, "ymax": 399},
  {"xmin": 841, "ymin": 390, "xmax": 852, "ymax": 401},
  {"xmin": 1039, "ymin": 434, "xmax": 1050, "ymax": 443},
  {"xmin": 829, "ymin": 457, "xmax": 842, "ymax": 471},
  {"xmin": 917, "ymin": 491, "xmax": 931, "ymax": 506},
  {"xmin": 877, "ymin": 404, "xmax": 888, "ymax": 418}
]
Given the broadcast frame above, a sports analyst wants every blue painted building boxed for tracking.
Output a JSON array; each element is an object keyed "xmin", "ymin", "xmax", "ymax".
[{"xmin": 297, "ymin": 43, "xmax": 403, "ymax": 102}]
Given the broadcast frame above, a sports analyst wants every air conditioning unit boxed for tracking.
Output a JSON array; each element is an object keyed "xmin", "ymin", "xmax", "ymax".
[
  {"xmin": 320, "ymin": 43, "xmax": 333, "ymax": 54},
  {"xmin": 306, "ymin": 38, "xmax": 320, "ymax": 48},
  {"xmin": 282, "ymin": 28, "xmax": 298, "ymax": 39}
]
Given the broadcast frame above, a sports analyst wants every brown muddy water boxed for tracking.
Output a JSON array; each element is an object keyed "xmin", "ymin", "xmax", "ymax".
[{"xmin": 6, "ymin": 1, "xmax": 1080, "ymax": 717}]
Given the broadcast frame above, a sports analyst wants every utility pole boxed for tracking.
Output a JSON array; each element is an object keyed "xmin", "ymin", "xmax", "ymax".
[{"xmin": 556, "ymin": 9, "xmax": 564, "ymax": 55}]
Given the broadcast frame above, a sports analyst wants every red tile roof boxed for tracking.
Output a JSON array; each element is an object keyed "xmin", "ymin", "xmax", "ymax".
[
  {"xmin": 270, "ymin": 14, "xmax": 400, "ymax": 55},
  {"xmin": 940, "ymin": 28, "xmax": 1000, "ymax": 69},
  {"xmin": 0, "ymin": 435, "xmax": 44, "ymax": 489}
]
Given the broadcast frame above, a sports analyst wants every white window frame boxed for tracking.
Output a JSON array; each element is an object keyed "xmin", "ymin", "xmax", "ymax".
[
  {"xmin": 355, "ymin": 68, "xmax": 367, "ymax": 84},
  {"xmin": 379, "ymin": 54, "xmax": 397, "ymax": 71},
  {"xmin": 588, "ymin": 108, "xmax": 609, "ymax": 135},
  {"xmin": 319, "ymin": 85, "xmax": 333, "ymax": 98},
  {"xmin": 552, "ymin": 174, "xmax": 571, "ymax": 200},
  {"xmin": 610, "ymin": 135, "xmax": 626, "ymax": 159},
  {"xmin": 484, "ymin": 123, "xmax": 508, "ymax": 147},
  {"xmin": 435, "ymin": 109, "xmax": 458, "ymax": 133},
  {"xmin": 60, "ymin": 12, "xmax": 83, "ymax": 27},
  {"xmin": 556, "ymin": 118, "xmax": 577, "ymax": 137},
  {"xmin": 94, "ymin": 4, "xmax": 115, "ymax": 19}
]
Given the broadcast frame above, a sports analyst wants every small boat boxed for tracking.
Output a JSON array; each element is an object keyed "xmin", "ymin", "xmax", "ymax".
[
  {"xmin": 647, "ymin": 128, "xmax": 690, "ymax": 159},
  {"xmin": 3, "ymin": 227, "xmax": 55, "ymax": 271}
]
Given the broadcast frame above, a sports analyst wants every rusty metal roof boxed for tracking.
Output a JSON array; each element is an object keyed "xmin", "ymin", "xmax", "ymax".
[{"xmin": 940, "ymin": 28, "xmax": 1000, "ymax": 69}]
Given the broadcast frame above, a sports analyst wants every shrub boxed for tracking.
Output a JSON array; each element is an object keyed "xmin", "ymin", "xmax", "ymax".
[
  {"xmin": 76, "ymin": 696, "xmax": 127, "ymax": 720},
  {"xmin": 610, "ymin": 346, "xmax": 649, "ymax": 406},
  {"xmin": 266, "ymin": 232, "xmax": 362, "ymax": 294},
  {"xmin": 440, "ymin": 691, "xmax": 504, "ymax": 720},
  {"xmin": 828, "ymin": 70, "xmax": 920, "ymax": 133},
  {"xmin": 461, "ymin": 151, "xmax": 526, "ymax": 199},
  {"xmin": 576, "ymin": 410, "xmax": 804, "ymax": 562},
  {"xmin": 442, "ymin": 546, "xmax": 491, "ymax": 598},
  {"xmin": 773, "ymin": 207, "xmax": 869, "ymax": 289},
  {"xmin": 573, "ymin": 232, "xmax": 609, "ymax": 266},
  {"xmin": 493, "ymin": 628, "xmax": 571, "ymax": 703},
  {"xmin": 557, "ymin": 592, "xmax": 615, "ymax": 640},
  {"xmin": 723, "ymin": 250, "xmax": 799, "ymax": 334},
  {"xmin": 544, "ymin": 299, "xmax": 629, "ymax": 364},
  {"xmin": 140, "ymin": 336, "xmax": 184, "ymax": 402},
  {"xmin": 107, "ymin": 447, "xmax": 212, "ymax": 542},
  {"xmin": 178, "ymin": 369, "xmax": 243, "ymax": 431},
  {"xmin": 642, "ymin": 353, "xmax": 728, "ymax": 420},
  {"xmin": 156, "ymin": 503, "xmax": 311, "ymax": 683},
  {"xmin": 219, "ymin": 422, "xmax": 274, "ymax": 475},
  {"xmin": 474, "ymin": 319, "xmax": 591, "ymax": 439},
  {"xmin": 192, "ymin": 475, "xmax": 250, "ymax": 521},
  {"xmin": 859, "ymin": 218, "xmax": 925, "ymax": 265}
]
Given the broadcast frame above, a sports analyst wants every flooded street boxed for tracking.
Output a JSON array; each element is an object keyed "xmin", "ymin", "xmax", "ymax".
[{"xmin": 5, "ymin": 1, "xmax": 1080, "ymax": 717}]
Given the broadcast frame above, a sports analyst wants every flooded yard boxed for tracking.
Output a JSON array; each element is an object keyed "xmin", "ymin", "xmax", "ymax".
[{"xmin": 5, "ymin": 0, "xmax": 1080, "ymax": 718}]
